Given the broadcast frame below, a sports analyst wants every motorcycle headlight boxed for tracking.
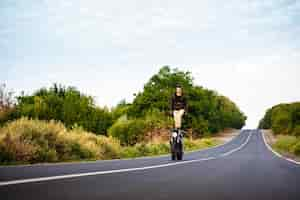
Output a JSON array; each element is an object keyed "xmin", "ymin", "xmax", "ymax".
[{"xmin": 172, "ymin": 132, "xmax": 177, "ymax": 138}]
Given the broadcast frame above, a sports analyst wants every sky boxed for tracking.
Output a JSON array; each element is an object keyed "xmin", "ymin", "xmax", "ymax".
[{"xmin": 1, "ymin": 0, "xmax": 300, "ymax": 128}]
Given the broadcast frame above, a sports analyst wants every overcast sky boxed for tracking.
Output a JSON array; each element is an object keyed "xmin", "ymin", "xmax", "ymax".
[{"xmin": 1, "ymin": 0, "xmax": 300, "ymax": 128}]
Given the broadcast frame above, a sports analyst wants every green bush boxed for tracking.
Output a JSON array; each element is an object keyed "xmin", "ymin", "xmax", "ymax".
[
  {"xmin": 108, "ymin": 109, "xmax": 172, "ymax": 146},
  {"xmin": 258, "ymin": 108, "xmax": 272, "ymax": 129},
  {"xmin": 120, "ymin": 146, "xmax": 140, "ymax": 158},
  {"xmin": 184, "ymin": 138, "xmax": 218, "ymax": 151},
  {"xmin": 292, "ymin": 142, "xmax": 300, "ymax": 156},
  {"xmin": 273, "ymin": 135, "xmax": 298, "ymax": 153},
  {"xmin": 271, "ymin": 107, "xmax": 292, "ymax": 135},
  {"xmin": 292, "ymin": 125, "xmax": 300, "ymax": 136},
  {"xmin": 273, "ymin": 135, "xmax": 300, "ymax": 157},
  {"xmin": 190, "ymin": 117, "xmax": 209, "ymax": 137},
  {"xmin": 111, "ymin": 100, "xmax": 131, "ymax": 122},
  {"xmin": 108, "ymin": 118, "xmax": 147, "ymax": 145},
  {"xmin": 0, "ymin": 118, "xmax": 121, "ymax": 164},
  {"xmin": 259, "ymin": 102, "xmax": 300, "ymax": 135},
  {"xmin": 9, "ymin": 84, "xmax": 113, "ymax": 135},
  {"xmin": 144, "ymin": 109, "xmax": 172, "ymax": 130}
]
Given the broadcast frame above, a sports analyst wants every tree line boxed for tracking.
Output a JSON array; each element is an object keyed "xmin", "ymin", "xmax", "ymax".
[
  {"xmin": 259, "ymin": 102, "xmax": 300, "ymax": 136},
  {"xmin": 1, "ymin": 66, "xmax": 247, "ymax": 144}
]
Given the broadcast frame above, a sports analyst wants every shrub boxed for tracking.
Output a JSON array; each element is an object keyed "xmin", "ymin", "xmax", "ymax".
[
  {"xmin": 273, "ymin": 135, "xmax": 298, "ymax": 153},
  {"xmin": 273, "ymin": 135, "xmax": 300, "ymax": 157},
  {"xmin": 271, "ymin": 110, "xmax": 291, "ymax": 135},
  {"xmin": 144, "ymin": 109, "xmax": 172, "ymax": 130},
  {"xmin": 108, "ymin": 109, "xmax": 172, "ymax": 146},
  {"xmin": 96, "ymin": 135, "xmax": 121, "ymax": 159},
  {"xmin": 259, "ymin": 102, "xmax": 300, "ymax": 135},
  {"xmin": 10, "ymin": 84, "xmax": 113, "ymax": 135},
  {"xmin": 108, "ymin": 118, "xmax": 147, "ymax": 145},
  {"xmin": 190, "ymin": 117, "xmax": 209, "ymax": 137},
  {"xmin": 292, "ymin": 125, "xmax": 300, "ymax": 136},
  {"xmin": 120, "ymin": 146, "xmax": 140, "ymax": 158},
  {"xmin": 184, "ymin": 138, "xmax": 218, "ymax": 151},
  {"xmin": 0, "ymin": 118, "xmax": 121, "ymax": 164},
  {"xmin": 120, "ymin": 142, "xmax": 170, "ymax": 158},
  {"xmin": 292, "ymin": 141, "xmax": 300, "ymax": 156}
]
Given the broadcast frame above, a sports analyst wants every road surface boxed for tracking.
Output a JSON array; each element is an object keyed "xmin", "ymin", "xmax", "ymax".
[{"xmin": 1, "ymin": 130, "xmax": 300, "ymax": 200}]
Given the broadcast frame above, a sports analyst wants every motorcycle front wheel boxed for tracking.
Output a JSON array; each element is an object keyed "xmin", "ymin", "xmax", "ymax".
[{"xmin": 176, "ymin": 151, "xmax": 183, "ymax": 160}]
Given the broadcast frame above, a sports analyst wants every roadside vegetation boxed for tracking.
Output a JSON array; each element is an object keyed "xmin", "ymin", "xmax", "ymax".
[
  {"xmin": 0, "ymin": 66, "xmax": 246, "ymax": 165},
  {"xmin": 0, "ymin": 118, "xmax": 219, "ymax": 164},
  {"xmin": 120, "ymin": 138, "xmax": 219, "ymax": 158},
  {"xmin": 272, "ymin": 135, "xmax": 300, "ymax": 157},
  {"xmin": 259, "ymin": 102, "xmax": 300, "ymax": 136},
  {"xmin": 0, "ymin": 118, "xmax": 121, "ymax": 164},
  {"xmin": 259, "ymin": 102, "xmax": 300, "ymax": 159}
]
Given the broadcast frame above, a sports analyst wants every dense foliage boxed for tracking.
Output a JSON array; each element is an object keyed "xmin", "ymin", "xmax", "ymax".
[
  {"xmin": 12, "ymin": 84, "xmax": 113, "ymax": 135},
  {"xmin": 127, "ymin": 66, "xmax": 246, "ymax": 136},
  {"xmin": 259, "ymin": 102, "xmax": 300, "ymax": 136},
  {"xmin": 108, "ymin": 109, "xmax": 172, "ymax": 145}
]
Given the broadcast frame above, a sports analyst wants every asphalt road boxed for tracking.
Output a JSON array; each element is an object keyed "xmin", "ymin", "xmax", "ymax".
[{"xmin": 1, "ymin": 129, "xmax": 300, "ymax": 200}]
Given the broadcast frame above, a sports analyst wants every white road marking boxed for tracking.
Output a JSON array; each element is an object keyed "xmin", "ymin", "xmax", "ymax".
[
  {"xmin": 0, "ymin": 132, "xmax": 252, "ymax": 187},
  {"xmin": 220, "ymin": 130, "xmax": 252, "ymax": 157},
  {"xmin": 262, "ymin": 130, "xmax": 300, "ymax": 165}
]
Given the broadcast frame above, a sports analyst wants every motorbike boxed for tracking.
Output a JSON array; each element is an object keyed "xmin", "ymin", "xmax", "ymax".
[{"xmin": 170, "ymin": 129, "xmax": 184, "ymax": 160}]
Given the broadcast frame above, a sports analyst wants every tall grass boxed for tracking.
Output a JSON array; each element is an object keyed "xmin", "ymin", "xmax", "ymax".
[
  {"xmin": 0, "ymin": 118, "xmax": 121, "ymax": 164},
  {"xmin": 273, "ymin": 135, "xmax": 300, "ymax": 156}
]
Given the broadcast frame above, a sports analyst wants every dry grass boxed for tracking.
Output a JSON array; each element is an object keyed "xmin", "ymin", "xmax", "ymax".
[
  {"xmin": 0, "ymin": 118, "xmax": 121, "ymax": 164},
  {"xmin": 263, "ymin": 130, "xmax": 300, "ymax": 162}
]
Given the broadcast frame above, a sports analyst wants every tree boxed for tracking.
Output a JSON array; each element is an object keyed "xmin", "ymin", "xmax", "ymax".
[
  {"xmin": 0, "ymin": 83, "xmax": 14, "ymax": 110},
  {"xmin": 0, "ymin": 84, "xmax": 16, "ymax": 125},
  {"xmin": 14, "ymin": 84, "xmax": 113, "ymax": 135},
  {"xmin": 127, "ymin": 66, "xmax": 246, "ymax": 136},
  {"xmin": 259, "ymin": 102, "xmax": 300, "ymax": 135}
]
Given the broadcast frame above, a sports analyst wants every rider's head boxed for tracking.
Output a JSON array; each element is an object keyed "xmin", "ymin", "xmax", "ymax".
[{"xmin": 175, "ymin": 85, "xmax": 182, "ymax": 97}]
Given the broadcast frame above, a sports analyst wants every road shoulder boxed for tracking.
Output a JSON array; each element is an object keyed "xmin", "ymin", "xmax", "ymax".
[
  {"xmin": 262, "ymin": 129, "xmax": 300, "ymax": 164},
  {"xmin": 214, "ymin": 129, "xmax": 240, "ymax": 144}
]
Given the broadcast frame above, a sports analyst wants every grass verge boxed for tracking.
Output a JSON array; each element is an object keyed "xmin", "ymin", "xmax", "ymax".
[
  {"xmin": 264, "ymin": 130, "xmax": 300, "ymax": 162},
  {"xmin": 120, "ymin": 138, "xmax": 220, "ymax": 158},
  {"xmin": 273, "ymin": 135, "xmax": 300, "ymax": 159}
]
